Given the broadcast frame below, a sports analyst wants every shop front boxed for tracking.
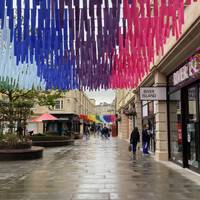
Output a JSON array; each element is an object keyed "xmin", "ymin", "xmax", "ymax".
[
  {"xmin": 45, "ymin": 114, "xmax": 80, "ymax": 135},
  {"xmin": 168, "ymin": 52, "xmax": 200, "ymax": 172}
]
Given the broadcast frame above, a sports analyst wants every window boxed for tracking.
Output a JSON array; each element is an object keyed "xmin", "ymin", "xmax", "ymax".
[
  {"xmin": 54, "ymin": 100, "xmax": 63, "ymax": 110},
  {"xmin": 188, "ymin": 87, "xmax": 197, "ymax": 122},
  {"xmin": 142, "ymin": 104, "xmax": 148, "ymax": 117},
  {"xmin": 148, "ymin": 101, "xmax": 154, "ymax": 115}
]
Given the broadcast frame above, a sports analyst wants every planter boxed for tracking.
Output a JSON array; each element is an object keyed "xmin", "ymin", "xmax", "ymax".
[
  {"xmin": 30, "ymin": 135, "xmax": 70, "ymax": 141},
  {"xmin": 0, "ymin": 146, "xmax": 44, "ymax": 161},
  {"xmin": 32, "ymin": 140, "xmax": 74, "ymax": 147},
  {"xmin": 29, "ymin": 135, "xmax": 74, "ymax": 147},
  {"xmin": 0, "ymin": 143, "xmax": 32, "ymax": 150},
  {"xmin": 73, "ymin": 132, "xmax": 82, "ymax": 139}
]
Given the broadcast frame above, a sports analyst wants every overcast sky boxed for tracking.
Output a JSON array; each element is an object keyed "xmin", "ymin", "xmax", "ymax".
[{"xmin": 85, "ymin": 89, "xmax": 115, "ymax": 105}]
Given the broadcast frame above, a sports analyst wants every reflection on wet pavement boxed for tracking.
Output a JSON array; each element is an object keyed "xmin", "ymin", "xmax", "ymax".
[{"xmin": 0, "ymin": 137, "xmax": 200, "ymax": 200}]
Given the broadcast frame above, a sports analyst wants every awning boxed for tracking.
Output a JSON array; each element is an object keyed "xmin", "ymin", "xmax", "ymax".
[{"xmin": 31, "ymin": 113, "xmax": 58, "ymax": 122}]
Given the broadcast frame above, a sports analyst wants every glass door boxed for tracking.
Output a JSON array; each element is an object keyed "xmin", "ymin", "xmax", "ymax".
[
  {"xmin": 186, "ymin": 86, "xmax": 199, "ymax": 169},
  {"xmin": 148, "ymin": 119, "xmax": 156, "ymax": 153}
]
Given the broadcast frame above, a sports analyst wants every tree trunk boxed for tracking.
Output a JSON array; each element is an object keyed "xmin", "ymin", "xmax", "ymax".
[{"xmin": 8, "ymin": 91, "xmax": 14, "ymax": 134}]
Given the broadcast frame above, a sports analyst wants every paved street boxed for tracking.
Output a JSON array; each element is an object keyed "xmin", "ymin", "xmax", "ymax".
[{"xmin": 0, "ymin": 137, "xmax": 200, "ymax": 200}]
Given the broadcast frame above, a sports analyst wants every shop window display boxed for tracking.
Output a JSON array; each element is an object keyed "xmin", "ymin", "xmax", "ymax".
[
  {"xmin": 168, "ymin": 51, "xmax": 200, "ymax": 172},
  {"xmin": 187, "ymin": 86, "xmax": 198, "ymax": 168},
  {"xmin": 169, "ymin": 90, "xmax": 183, "ymax": 164}
]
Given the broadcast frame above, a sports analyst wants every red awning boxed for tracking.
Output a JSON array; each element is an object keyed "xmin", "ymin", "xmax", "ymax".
[{"xmin": 31, "ymin": 113, "xmax": 57, "ymax": 122}]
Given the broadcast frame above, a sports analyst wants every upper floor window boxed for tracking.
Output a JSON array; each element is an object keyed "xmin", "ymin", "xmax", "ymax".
[{"xmin": 54, "ymin": 100, "xmax": 63, "ymax": 110}]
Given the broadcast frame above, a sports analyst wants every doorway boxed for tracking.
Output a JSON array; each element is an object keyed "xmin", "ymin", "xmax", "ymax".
[{"xmin": 142, "ymin": 117, "xmax": 156, "ymax": 153}]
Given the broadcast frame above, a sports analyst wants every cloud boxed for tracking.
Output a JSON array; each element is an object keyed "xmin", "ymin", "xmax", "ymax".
[{"xmin": 85, "ymin": 89, "xmax": 115, "ymax": 105}]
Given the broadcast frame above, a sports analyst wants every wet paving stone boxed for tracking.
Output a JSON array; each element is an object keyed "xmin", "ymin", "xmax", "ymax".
[{"xmin": 0, "ymin": 137, "xmax": 200, "ymax": 200}]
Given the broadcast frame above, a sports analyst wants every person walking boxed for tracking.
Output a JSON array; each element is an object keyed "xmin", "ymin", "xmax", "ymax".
[
  {"xmin": 101, "ymin": 124, "xmax": 109, "ymax": 139},
  {"xmin": 130, "ymin": 127, "xmax": 140, "ymax": 155},
  {"xmin": 142, "ymin": 124, "xmax": 150, "ymax": 154},
  {"xmin": 97, "ymin": 125, "xmax": 101, "ymax": 137},
  {"xmin": 84, "ymin": 125, "xmax": 90, "ymax": 140}
]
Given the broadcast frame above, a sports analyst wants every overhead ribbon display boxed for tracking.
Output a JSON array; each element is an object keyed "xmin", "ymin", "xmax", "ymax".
[
  {"xmin": 0, "ymin": 0, "xmax": 198, "ymax": 90},
  {"xmin": 109, "ymin": 0, "xmax": 197, "ymax": 89},
  {"xmin": 0, "ymin": 27, "xmax": 46, "ymax": 90},
  {"xmin": 80, "ymin": 114, "xmax": 116, "ymax": 124}
]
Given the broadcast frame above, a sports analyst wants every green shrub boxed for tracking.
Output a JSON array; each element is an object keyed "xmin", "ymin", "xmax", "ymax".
[
  {"xmin": 0, "ymin": 134, "xmax": 32, "ymax": 149},
  {"xmin": 0, "ymin": 133, "xmax": 4, "ymax": 140},
  {"xmin": 4, "ymin": 134, "xmax": 20, "ymax": 147}
]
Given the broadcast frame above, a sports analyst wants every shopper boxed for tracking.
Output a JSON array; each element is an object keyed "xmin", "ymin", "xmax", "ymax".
[
  {"xmin": 130, "ymin": 127, "xmax": 140, "ymax": 155},
  {"xmin": 142, "ymin": 124, "xmax": 150, "ymax": 154},
  {"xmin": 97, "ymin": 125, "xmax": 101, "ymax": 136},
  {"xmin": 84, "ymin": 125, "xmax": 90, "ymax": 140},
  {"xmin": 101, "ymin": 124, "xmax": 109, "ymax": 139}
]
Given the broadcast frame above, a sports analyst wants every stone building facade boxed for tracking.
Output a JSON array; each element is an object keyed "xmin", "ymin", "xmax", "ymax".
[
  {"xmin": 29, "ymin": 90, "xmax": 95, "ymax": 134},
  {"xmin": 115, "ymin": 2, "xmax": 200, "ymax": 173},
  {"xmin": 32, "ymin": 90, "xmax": 95, "ymax": 116},
  {"xmin": 95, "ymin": 101, "xmax": 115, "ymax": 115}
]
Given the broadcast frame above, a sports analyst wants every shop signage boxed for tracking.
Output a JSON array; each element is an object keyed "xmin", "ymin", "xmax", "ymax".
[
  {"xmin": 140, "ymin": 87, "xmax": 167, "ymax": 101},
  {"xmin": 173, "ymin": 55, "xmax": 200, "ymax": 86}
]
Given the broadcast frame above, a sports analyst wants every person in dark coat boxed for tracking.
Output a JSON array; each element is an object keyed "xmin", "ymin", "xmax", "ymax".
[
  {"xmin": 130, "ymin": 127, "xmax": 140, "ymax": 154},
  {"xmin": 101, "ymin": 124, "xmax": 109, "ymax": 139},
  {"xmin": 84, "ymin": 125, "xmax": 90, "ymax": 140},
  {"xmin": 142, "ymin": 124, "xmax": 150, "ymax": 154}
]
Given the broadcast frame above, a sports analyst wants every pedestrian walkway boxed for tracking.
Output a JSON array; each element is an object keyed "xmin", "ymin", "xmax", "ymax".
[{"xmin": 0, "ymin": 137, "xmax": 200, "ymax": 200}]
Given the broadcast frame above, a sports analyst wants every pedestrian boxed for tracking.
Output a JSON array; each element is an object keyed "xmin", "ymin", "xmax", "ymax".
[
  {"xmin": 130, "ymin": 127, "xmax": 140, "ymax": 155},
  {"xmin": 101, "ymin": 124, "xmax": 109, "ymax": 139},
  {"xmin": 84, "ymin": 125, "xmax": 90, "ymax": 140},
  {"xmin": 90, "ymin": 126, "xmax": 94, "ymax": 135},
  {"xmin": 104, "ymin": 125, "xmax": 109, "ymax": 139},
  {"xmin": 101, "ymin": 125, "xmax": 105, "ymax": 138},
  {"xmin": 142, "ymin": 124, "xmax": 150, "ymax": 154},
  {"xmin": 97, "ymin": 125, "xmax": 101, "ymax": 137},
  {"xmin": 16, "ymin": 125, "xmax": 23, "ymax": 137},
  {"xmin": 108, "ymin": 127, "xmax": 111, "ymax": 138}
]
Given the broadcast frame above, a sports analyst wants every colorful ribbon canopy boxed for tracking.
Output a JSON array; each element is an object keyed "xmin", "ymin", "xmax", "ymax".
[
  {"xmin": 80, "ymin": 114, "xmax": 116, "ymax": 124},
  {"xmin": 0, "ymin": 27, "xmax": 46, "ymax": 90},
  {"xmin": 0, "ymin": 0, "xmax": 198, "ymax": 90}
]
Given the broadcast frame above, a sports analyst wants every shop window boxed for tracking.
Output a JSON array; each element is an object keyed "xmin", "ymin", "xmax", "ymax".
[
  {"xmin": 187, "ymin": 86, "xmax": 198, "ymax": 168},
  {"xmin": 142, "ymin": 104, "xmax": 148, "ymax": 117},
  {"xmin": 169, "ymin": 90, "xmax": 183, "ymax": 164},
  {"xmin": 148, "ymin": 101, "xmax": 154, "ymax": 115}
]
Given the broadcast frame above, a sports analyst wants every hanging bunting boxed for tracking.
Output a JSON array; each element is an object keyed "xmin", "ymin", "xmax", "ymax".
[{"xmin": 0, "ymin": 0, "xmax": 199, "ymax": 90}]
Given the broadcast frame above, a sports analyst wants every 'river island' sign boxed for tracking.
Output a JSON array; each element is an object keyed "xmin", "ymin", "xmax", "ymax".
[{"xmin": 140, "ymin": 87, "xmax": 167, "ymax": 101}]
